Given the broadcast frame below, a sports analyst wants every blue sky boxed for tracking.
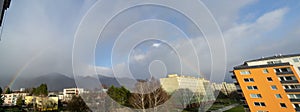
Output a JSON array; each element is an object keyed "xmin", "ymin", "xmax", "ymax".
[{"xmin": 1, "ymin": 0, "xmax": 300, "ymax": 83}]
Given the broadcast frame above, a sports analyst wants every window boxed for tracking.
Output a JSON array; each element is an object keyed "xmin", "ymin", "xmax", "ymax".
[
  {"xmin": 244, "ymin": 78, "xmax": 254, "ymax": 82},
  {"xmin": 254, "ymin": 102, "xmax": 266, "ymax": 106},
  {"xmin": 280, "ymin": 103, "xmax": 287, "ymax": 108},
  {"xmin": 263, "ymin": 69, "xmax": 269, "ymax": 73},
  {"xmin": 250, "ymin": 94, "xmax": 262, "ymax": 98},
  {"xmin": 275, "ymin": 94, "xmax": 282, "ymax": 98},
  {"xmin": 240, "ymin": 70, "xmax": 251, "ymax": 75},
  {"xmin": 247, "ymin": 86, "xmax": 258, "ymax": 90},
  {"xmin": 293, "ymin": 58, "xmax": 300, "ymax": 62},
  {"xmin": 267, "ymin": 77, "xmax": 273, "ymax": 81},
  {"xmin": 298, "ymin": 67, "xmax": 300, "ymax": 71},
  {"xmin": 271, "ymin": 85, "xmax": 278, "ymax": 90}
]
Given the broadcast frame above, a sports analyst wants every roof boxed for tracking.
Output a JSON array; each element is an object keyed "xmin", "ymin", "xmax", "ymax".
[
  {"xmin": 234, "ymin": 62, "xmax": 291, "ymax": 70},
  {"xmin": 245, "ymin": 53, "xmax": 300, "ymax": 63}
]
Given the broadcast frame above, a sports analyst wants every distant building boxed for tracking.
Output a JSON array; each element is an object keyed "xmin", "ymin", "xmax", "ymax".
[
  {"xmin": 232, "ymin": 54, "xmax": 300, "ymax": 112},
  {"xmin": 2, "ymin": 92, "xmax": 28, "ymax": 106},
  {"xmin": 63, "ymin": 88, "xmax": 84, "ymax": 101},
  {"xmin": 212, "ymin": 82, "xmax": 237, "ymax": 95},
  {"xmin": 160, "ymin": 74, "xmax": 215, "ymax": 101},
  {"xmin": 25, "ymin": 96, "xmax": 58, "ymax": 111}
]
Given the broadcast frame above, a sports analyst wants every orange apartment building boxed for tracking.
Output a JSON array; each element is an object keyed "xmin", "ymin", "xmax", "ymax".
[{"xmin": 232, "ymin": 62, "xmax": 300, "ymax": 112}]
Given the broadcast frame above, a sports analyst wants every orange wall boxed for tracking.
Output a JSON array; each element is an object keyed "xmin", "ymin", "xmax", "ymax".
[{"xmin": 234, "ymin": 65, "xmax": 296, "ymax": 112}]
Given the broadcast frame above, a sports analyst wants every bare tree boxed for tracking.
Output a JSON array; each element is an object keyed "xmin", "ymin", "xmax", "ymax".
[{"xmin": 129, "ymin": 78, "xmax": 169, "ymax": 111}]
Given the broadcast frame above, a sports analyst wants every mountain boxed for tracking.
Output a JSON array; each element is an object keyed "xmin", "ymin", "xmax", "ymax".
[
  {"xmin": 9, "ymin": 73, "xmax": 136, "ymax": 91},
  {"xmin": 12, "ymin": 73, "xmax": 76, "ymax": 91}
]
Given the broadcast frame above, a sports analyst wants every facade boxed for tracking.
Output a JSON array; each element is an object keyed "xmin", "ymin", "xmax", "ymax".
[
  {"xmin": 232, "ymin": 62, "xmax": 300, "ymax": 112},
  {"xmin": 63, "ymin": 88, "xmax": 84, "ymax": 101},
  {"xmin": 245, "ymin": 54, "xmax": 300, "ymax": 77},
  {"xmin": 2, "ymin": 92, "xmax": 28, "ymax": 106},
  {"xmin": 160, "ymin": 74, "xmax": 215, "ymax": 101},
  {"xmin": 25, "ymin": 96, "xmax": 58, "ymax": 111},
  {"xmin": 212, "ymin": 82, "xmax": 237, "ymax": 95}
]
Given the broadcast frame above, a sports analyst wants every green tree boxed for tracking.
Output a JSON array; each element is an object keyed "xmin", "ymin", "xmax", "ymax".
[
  {"xmin": 32, "ymin": 84, "xmax": 48, "ymax": 96},
  {"xmin": 5, "ymin": 87, "xmax": 11, "ymax": 94},
  {"xmin": 16, "ymin": 96, "xmax": 24, "ymax": 107},
  {"xmin": 67, "ymin": 96, "xmax": 91, "ymax": 112},
  {"xmin": 107, "ymin": 86, "xmax": 131, "ymax": 106},
  {"xmin": 0, "ymin": 87, "xmax": 3, "ymax": 105}
]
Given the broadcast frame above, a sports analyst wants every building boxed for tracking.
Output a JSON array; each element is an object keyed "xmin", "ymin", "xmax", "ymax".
[
  {"xmin": 0, "ymin": 0, "xmax": 10, "ymax": 27},
  {"xmin": 212, "ymin": 82, "xmax": 237, "ymax": 95},
  {"xmin": 2, "ymin": 92, "xmax": 28, "ymax": 106},
  {"xmin": 245, "ymin": 54, "xmax": 300, "ymax": 77},
  {"xmin": 25, "ymin": 96, "xmax": 58, "ymax": 111},
  {"xmin": 232, "ymin": 61, "xmax": 300, "ymax": 112},
  {"xmin": 160, "ymin": 74, "xmax": 215, "ymax": 101},
  {"xmin": 63, "ymin": 88, "xmax": 84, "ymax": 101}
]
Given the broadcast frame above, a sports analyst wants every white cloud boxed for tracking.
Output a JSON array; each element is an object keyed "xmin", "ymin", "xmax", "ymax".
[{"xmin": 152, "ymin": 43, "xmax": 161, "ymax": 48}]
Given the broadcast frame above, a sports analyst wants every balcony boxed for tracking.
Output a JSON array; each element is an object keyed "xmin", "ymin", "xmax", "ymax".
[
  {"xmin": 234, "ymin": 82, "xmax": 239, "ymax": 85},
  {"xmin": 295, "ymin": 108, "xmax": 300, "ymax": 111},
  {"xmin": 285, "ymin": 89, "xmax": 300, "ymax": 92},
  {"xmin": 290, "ymin": 99, "xmax": 300, "ymax": 102},
  {"xmin": 243, "ymin": 104, "xmax": 249, "ymax": 108},
  {"xmin": 231, "ymin": 75, "xmax": 236, "ymax": 79},
  {"xmin": 237, "ymin": 89, "xmax": 242, "ymax": 93},
  {"xmin": 281, "ymin": 80, "xmax": 299, "ymax": 83},
  {"xmin": 276, "ymin": 71, "xmax": 294, "ymax": 75}
]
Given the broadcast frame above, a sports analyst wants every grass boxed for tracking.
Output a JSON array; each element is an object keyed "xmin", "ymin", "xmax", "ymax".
[{"xmin": 224, "ymin": 105, "xmax": 244, "ymax": 112}]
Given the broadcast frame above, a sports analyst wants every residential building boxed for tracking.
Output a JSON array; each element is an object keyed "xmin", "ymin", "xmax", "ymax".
[
  {"xmin": 2, "ymin": 92, "xmax": 28, "ymax": 106},
  {"xmin": 0, "ymin": 0, "xmax": 10, "ymax": 27},
  {"xmin": 245, "ymin": 54, "xmax": 300, "ymax": 77},
  {"xmin": 63, "ymin": 88, "xmax": 84, "ymax": 101},
  {"xmin": 25, "ymin": 96, "xmax": 58, "ymax": 111},
  {"xmin": 160, "ymin": 74, "xmax": 215, "ymax": 101},
  {"xmin": 212, "ymin": 82, "xmax": 237, "ymax": 95},
  {"xmin": 232, "ymin": 62, "xmax": 300, "ymax": 112}
]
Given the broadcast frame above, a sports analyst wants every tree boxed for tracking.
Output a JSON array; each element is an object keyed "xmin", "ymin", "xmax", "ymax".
[
  {"xmin": 129, "ymin": 79, "xmax": 170, "ymax": 111},
  {"xmin": 67, "ymin": 96, "xmax": 91, "ymax": 112},
  {"xmin": 5, "ymin": 87, "xmax": 11, "ymax": 94},
  {"xmin": 107, "ymin": 85, "xmax": 131, "ymax": 106},
  {"xmin": 32, "ymin": 84, "xmax": 48, "ymax": 96},
  {"xmin": 170, "ymin": 88, "xmax": 194, "ymax": 109},
  {"xmin": 16, "ymin": 96, "xmax": 24, "ymax": 107},
  {"xmin": 0, "ymin": 87, "xmax": 3, "ymax": 105}
]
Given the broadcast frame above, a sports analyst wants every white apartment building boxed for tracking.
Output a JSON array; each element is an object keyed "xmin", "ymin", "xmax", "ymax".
[
  {"xmin": 160, "ymin": 74, "xmax": 215, "ymax": 102},
  {"xmin": 63, "ymin": 88, "xmax": 84, "ymax": 101},
  {"xmin": 245, "ymin": 54, "xmax": 300, "ymax": 77},
  {"xmin": 2, "ymin": 92, "xmax": 28, "ymax": 106}
]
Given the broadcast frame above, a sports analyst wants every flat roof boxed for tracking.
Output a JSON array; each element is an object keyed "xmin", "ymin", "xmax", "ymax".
[
  {"xmin": 245, "ymin": 53, "xmax": 300, "ymax": 63},
  {"xmin": 234, "ymin": 62, "xmax": 291, "ymax": 70}
]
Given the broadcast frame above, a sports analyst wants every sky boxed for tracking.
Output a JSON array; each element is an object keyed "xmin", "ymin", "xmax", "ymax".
[{"xmin": 1, "ymin": 0, "xmax": 300, "ymax": 84}]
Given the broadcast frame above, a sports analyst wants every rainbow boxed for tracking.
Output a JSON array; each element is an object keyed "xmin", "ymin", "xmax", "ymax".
[{"xmin": 7, "ymin": 49, "xmax": 46, "ymax": 89}]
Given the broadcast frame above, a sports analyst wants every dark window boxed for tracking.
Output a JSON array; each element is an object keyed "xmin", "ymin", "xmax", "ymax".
[
  {"xmin": 280, "ymin": 103, "xmax": 287, "ymax": 108},
  {"xmin": 267, "ymin": 77, "xmax": 273, "ymax": 81}
]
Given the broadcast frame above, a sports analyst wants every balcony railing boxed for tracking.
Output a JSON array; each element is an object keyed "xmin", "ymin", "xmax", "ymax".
[
  {"xmin": 285, "ymin": 89, "xmax": 300, "ymax": 92},
  {"xmin": 276, "ymin": 71, "xmax": 294, "ymax": 75},
  {"xmin": 290, "ymin": 99, "xmax": 300, "ymax": 102},
  {"xmin": 281, "ymin": 80, "xmax": 299, "ymax": 83}
]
